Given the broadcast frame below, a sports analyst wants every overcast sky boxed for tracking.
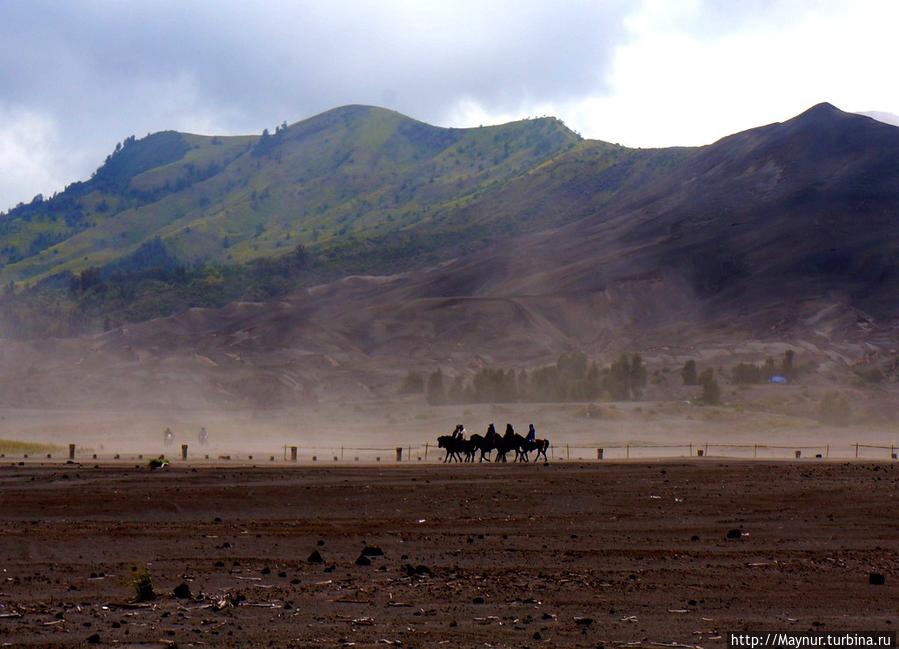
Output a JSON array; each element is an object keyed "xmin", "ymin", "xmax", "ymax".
[{"xmin": 1, "ymin": 0, "xmax": 897, "ymax": 211}]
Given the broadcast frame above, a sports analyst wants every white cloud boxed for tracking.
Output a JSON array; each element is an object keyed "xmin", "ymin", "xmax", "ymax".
[
  {"xmin": 0, "ymin": 0, "xmax": 897, "ymax": 209},
  {"xmin": 0, "ymin": 107, "xmax": 72, "ymax": 208}
]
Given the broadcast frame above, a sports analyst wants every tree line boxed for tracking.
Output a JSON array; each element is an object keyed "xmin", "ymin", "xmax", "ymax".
[{"xmin": 401, "ymin": 352, "xmax": 649, "ymax": 405}]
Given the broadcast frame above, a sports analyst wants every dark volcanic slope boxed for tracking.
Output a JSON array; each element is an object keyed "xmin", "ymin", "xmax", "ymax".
[{"xmin": 1, "ymin": 104, "xmax": 897, "ymax": 408}]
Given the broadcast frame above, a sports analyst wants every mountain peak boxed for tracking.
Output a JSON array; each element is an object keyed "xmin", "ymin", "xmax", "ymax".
[{"xmin": 791, "ymin": 102, "xmax": 846, "ymax": 123}]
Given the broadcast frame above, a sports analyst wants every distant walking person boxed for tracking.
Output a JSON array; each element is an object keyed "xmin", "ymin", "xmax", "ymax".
[
  {"xmin": 163, "ymin": 427, "xmax": 174, "ymax": 447},
  {"xmin": 198, "ymin": 427, "xmax": 209, "ymax": 447}
]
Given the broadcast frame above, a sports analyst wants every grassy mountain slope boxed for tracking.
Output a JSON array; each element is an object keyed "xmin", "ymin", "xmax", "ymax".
[{"xmin": 0, "ymin": 105, "xmax": 579, "ymax": 286}]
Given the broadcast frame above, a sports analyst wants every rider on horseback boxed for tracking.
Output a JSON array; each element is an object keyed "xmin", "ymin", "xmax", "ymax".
[{"xmin": 526, "ymin": 424, "xmax": 536, "ymax": 444}]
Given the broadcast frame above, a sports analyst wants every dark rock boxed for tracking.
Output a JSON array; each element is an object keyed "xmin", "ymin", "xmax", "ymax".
[
  {"xmin": 574, "ymin": 617, "xmax": 594, "ymax": 626},
  {"xmin": 317, "ymin": 539, "xmax": 325, "ymax": 546},
  {"xmin": 278, "ymin": 571, "xmax": 287, "ymax": 578},
  {"xmin": 307, "ymin": 550, "xmax": 324, "ymax": 564},
  {"xmin": 472, "ymin": 596, "xmax": 485, "ymax": 604},
  {"xmin": 691, "ymin": 535, "xmax": 700, "ymax": 542},
  {"xmin": 402, "ymin": 564, "xmax": 432, "ymax": 577},
  {"xmin": 726, "ymin": 529, "xmax": 743, "ymax": 540},
  {"xmin": 173, "ymin": 582, "xmax": 192, "ymax": 599},
  {"xmin": 86, "ymin": 633, "xmax": 101, "ymax": 644},
  {"xmin": 361, "ymin": 545, "xmax": 384, "ymax": 557},
  {"xmin": 533, "ymin": 631, "xmax": 542, "ymax": 640},
  {"xmin": 355, "ymin": 554, "xmax": 371, "ymax": 566},
  {"xmin": 260, "ymin": 567, "xmax": 271, "ymax": 575},
  {"xmin": 870, "ymin": 573, "xmax": 886, "ymax": 585},
  {"xmin": 213, "ymin": 560, "xmax": 225, "ymax": 568}
]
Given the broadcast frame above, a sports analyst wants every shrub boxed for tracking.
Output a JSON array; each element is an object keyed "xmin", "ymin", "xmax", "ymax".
[{"xmin": 131, "ymin": 565, "xmax": 155, "ymax": 601}]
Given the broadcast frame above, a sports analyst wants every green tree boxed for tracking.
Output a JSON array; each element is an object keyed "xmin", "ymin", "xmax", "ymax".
[
  {"xmin": 781, "ymin": 349, "xmax": 796, "ymax": 379},
  {"xmin": 731, "ymin": 362, "xmax": 761, "ymax": 384},
  {"xmin": 557, "ymin": 351, "xmax": 588, "ymax": 381},
  {"xmin": 399, "ymin": 370, "xmax": 424, "ymax": 394},
  {"xmin": 607, "ymin": 353, "xmax": 647, "ymax": 401},
  {"xmin": 426, "ymin": 369, "xmax": 445, "ymax": 405},
  {"xmin": 681, "ymin": 360, "xmax": 698, "ymax": 385},
  {"xmin": 700, "ymin": 372, "xmax": 721, "ymax": 405}
]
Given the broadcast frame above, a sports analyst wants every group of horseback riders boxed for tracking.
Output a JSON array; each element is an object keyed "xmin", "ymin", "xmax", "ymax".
[
  {"xmin": 163, "ymin": 427, "xmax": 209, "ymax": 447},
  {"xmin": 437, "ymin": 422, "xmax": 550, "ymax": 463}
]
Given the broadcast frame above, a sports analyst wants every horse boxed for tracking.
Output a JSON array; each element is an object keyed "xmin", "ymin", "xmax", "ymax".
[
  {"xmin": 437, "ymin": 435, "xmax": 464, "ymax": 463},
  {"xmin": 522, "ymin": 437, "xmax": 550, "ymax": 462},
  {"xmin": 494, "ymin": 425, "xmax": 527, "ymax": 463}
]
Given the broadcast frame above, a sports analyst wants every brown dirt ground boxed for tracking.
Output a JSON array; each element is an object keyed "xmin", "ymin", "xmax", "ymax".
[{"xmin": 0, "ymin": 461, "xmax": 897, "ymax": 648}]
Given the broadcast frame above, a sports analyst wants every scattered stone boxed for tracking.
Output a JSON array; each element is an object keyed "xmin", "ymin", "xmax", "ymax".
[
  {"xmin": 214, "ymin": 561, "xmax": 225, "ymax": 568},
  {"xmin": 533, "ymin": 631, "xmax": 542, "ymax": 640},
  {"xmin": 317, "ymin": 539, "xmax": 325, "ymax": 546},
  {"xmin": 402, "ymin": 564, "xmax": 432, "ymax": 577},
  {"xmin": 308, "ymin": 550, "xmax": 324, "ymax": 564},
  {"xmin": 726, "ymin": 529, "xmax": 743, "ymax": 540},
  {"xmin": 869, "ymin": 573, "xmax": 885, "ymax": 585},
  {"xmin": 86, "ymin": 633, "xmax": 101, "ymax": 644},
  {"xmin": 260, "ymin": 567, "xmax": 271, "ymax": 575},
  {"xmin": 278, "ymin": 571, "xmax": 287, "ymax": 578},
  {"xmin": 362, "ymin": 546, "xmax": 384, "ymax": 557},
  {"xmin": 356, "ymin": 554, "xmax": 372, "ymax": 566},
  {"xmin": 691, "ymin": 535, "xmax": 700, "ymax": 542},
  {"xmin": 574, "ymin": 616, "xmax": 594, "ymax": 626},
  {"xmin": 472, "ymin": 596, "xmax": 485, "ymax": 604},
  {"xmin": 172, "ymin": 583, "xmax": 192, "ymax": 599}
]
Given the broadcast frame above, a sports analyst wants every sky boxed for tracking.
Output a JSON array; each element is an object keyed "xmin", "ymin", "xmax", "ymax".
[{"xmin": 1, "ymin": 0, "xmax": 898, "ymax": 211}]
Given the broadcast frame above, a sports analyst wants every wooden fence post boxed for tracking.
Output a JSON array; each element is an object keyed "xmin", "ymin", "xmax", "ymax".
[
  {"xmin": 395, "ymin": 447, "xmax": 403, "ymax": 462},
  {"xmin": 855, "ymin": 443, "xmax": 859, "ymax": 459},
  {"xmin": 290, "ymin": 446, "xmax": 298, "ymax": 462},
  {"xmin": 626, "ymin": 444, "xmax": 630, "ymax": 459},
  {"xmin": 69, "ymin": 444, "xmax": 76, "ymax": 460},
  {"xmin": 181, "ymin": 444, "xmax": 188, "ymax": 461},
  {"xmin": 597, "ymin": 448, "xmax": 603, "ymax": 460},
  {"xmin": 424, "ymin": 443, "xmax": 429, "ymax": 460}
]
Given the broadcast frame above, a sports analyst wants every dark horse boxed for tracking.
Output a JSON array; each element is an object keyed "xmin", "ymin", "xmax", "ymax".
[
  {"xmin": 467, "ymin": 423, "xmax": 497, "ymax": 463},
  {"xmin": 437, "ymin": 435, "xmax": 463, "ymax": 462},
  {"xmin": 437, "ymin": 433, "xmax": 477, "ymax": 463},
  {"xmin": 522, "ymin": 438, "xmax": 550, "ymax": 462},
  {"xmin": 494, "ymin": 424, "xmax": 527, "ymax": 463}
]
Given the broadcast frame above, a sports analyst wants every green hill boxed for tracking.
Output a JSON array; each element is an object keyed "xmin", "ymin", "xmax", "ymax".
[{"xmin": 0, "ymin": 105, "xmax": 580, "ymax": 286}]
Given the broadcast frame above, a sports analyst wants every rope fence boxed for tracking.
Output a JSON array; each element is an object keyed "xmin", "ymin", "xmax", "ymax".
[{"xmin": 3, "ymin": 440, "xmax": 898, "ymax": 463}]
